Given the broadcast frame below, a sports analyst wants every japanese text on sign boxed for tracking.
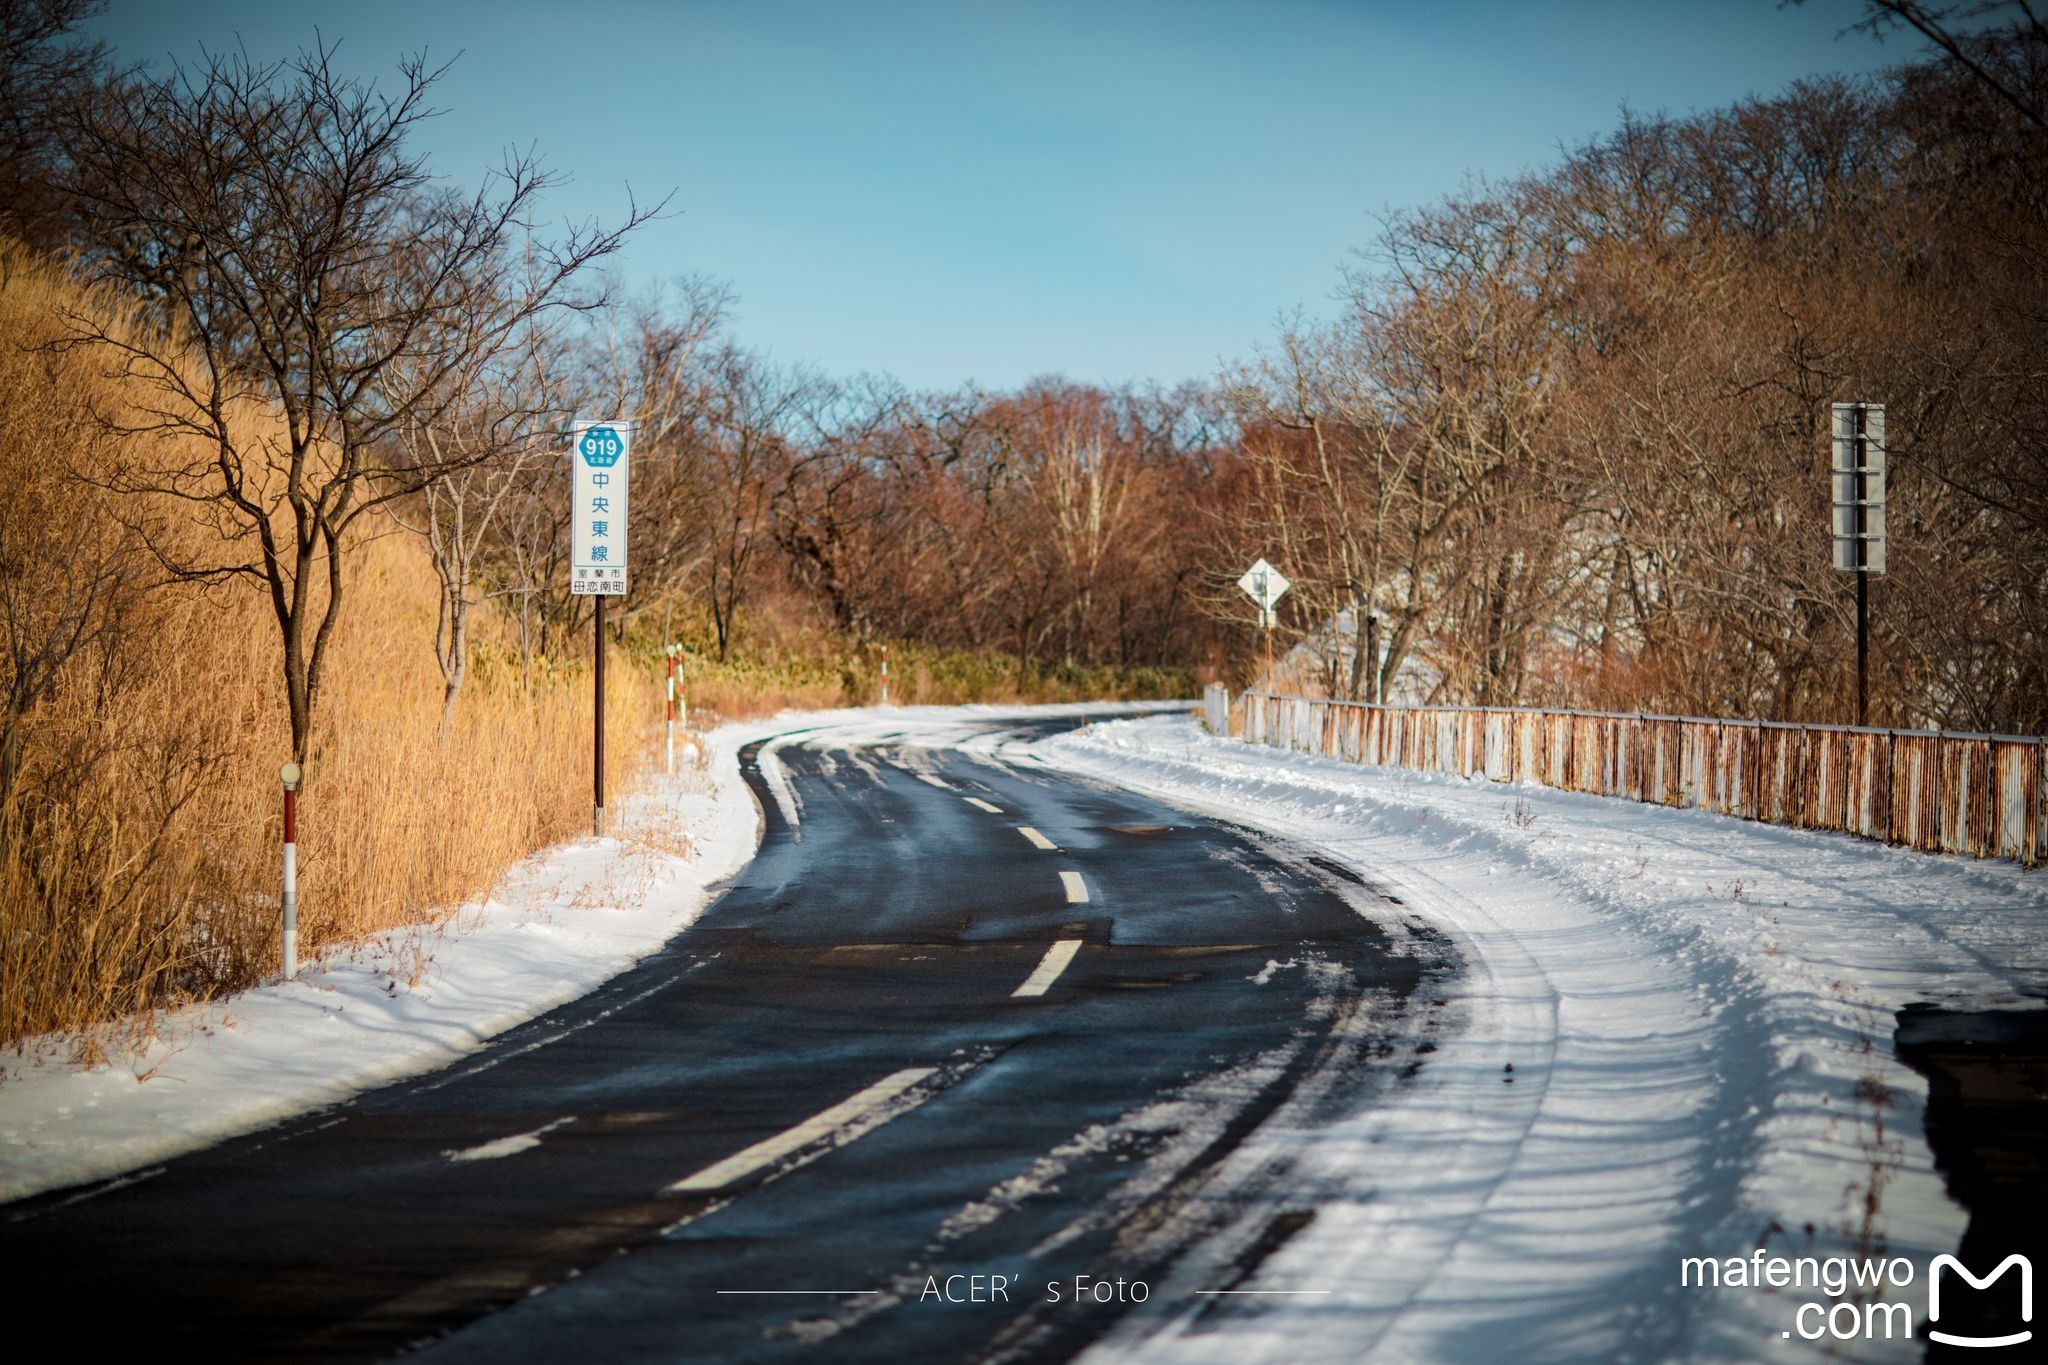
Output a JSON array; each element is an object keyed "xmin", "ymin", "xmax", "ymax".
[{"xmin": 570, "ymin": 419, "xmax": 631, "ymax": 595}]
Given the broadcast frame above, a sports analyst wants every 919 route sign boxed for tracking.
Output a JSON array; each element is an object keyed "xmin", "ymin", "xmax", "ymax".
[{"xmin": 570, "ymin": 419, "xmax": 630, "ymax": 596}]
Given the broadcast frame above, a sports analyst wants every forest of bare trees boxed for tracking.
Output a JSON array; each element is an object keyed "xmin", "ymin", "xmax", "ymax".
[
  {"xmin": 4, "ymin": 2, "xmax": 2044, "ymax": 737},
  {"xmin": 448, "ymin": 4, "xmax": 2042, "ymax": 736},
  {"xmin": 1221, "ymin": 7, "xmax": 2048, "ymax": 734}
]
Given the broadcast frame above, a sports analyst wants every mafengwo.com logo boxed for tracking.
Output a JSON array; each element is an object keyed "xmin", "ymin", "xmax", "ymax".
[
  {"xmin": 1680, "ymin": 1250, "xmax": 2032, "ymax": 1347},
  {"xmin": 1928, "ymin": 1255, "xmax": 2033, "ymax": 1349}
]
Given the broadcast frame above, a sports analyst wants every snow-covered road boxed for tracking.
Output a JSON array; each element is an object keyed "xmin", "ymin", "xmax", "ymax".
[{"xmin": 1026, "ymin": 713, "xmax": 2047, "ymax": 1363}]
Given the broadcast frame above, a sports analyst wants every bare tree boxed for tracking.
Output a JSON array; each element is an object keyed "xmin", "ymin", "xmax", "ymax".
[
  {"xmin": 1820, "ymin": 1, "xmax": 2048, "ymax": 129},
  {"xmin": 55, "ymin": 39, "xmax": 659, "ymax": 761},
  {"xmin": 771, "ymin": 375, "xmax": 916, "ymax": 638},
  {"xmin": 384, "ymin": 314, "xmax": 568, "ymax": 734},
  {"xmin": 601, "ymin": 280, "xmax": 733, "ymax": 630},
  {"xmin": 0, "ymin": 0, "xmax": 120, "ymax": 250},
  {"xmin": 700, "ymin": 351, "xmax": 813, "ymax": 661}
]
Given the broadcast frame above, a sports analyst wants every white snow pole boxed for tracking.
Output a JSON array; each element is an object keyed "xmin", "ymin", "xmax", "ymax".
[
  {"xmin": 279, "ymin": 762, "xmax": 302, "ymax": 979},
  {"xmin": 880, "ymin": 643, "xmax": 890, "ymax": 706}
]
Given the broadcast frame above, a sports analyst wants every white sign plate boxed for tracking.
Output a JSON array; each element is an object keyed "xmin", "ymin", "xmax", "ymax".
[
  {"xmin": 1238, "ymin": 557, "xmax": 1290, "ymax": 610},
  {"xmin": 1829, "ymin": 402, "xmax": 1886, "ymax": 575},
  {"xmin": 571, "ymin": 419, "xmax": 630, "ymax": 596}
]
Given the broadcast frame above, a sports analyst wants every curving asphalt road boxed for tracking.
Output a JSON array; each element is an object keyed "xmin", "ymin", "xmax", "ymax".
[{"xmin": 0, "ymin": 711, "xmax": 1452, "ymax": 1362}]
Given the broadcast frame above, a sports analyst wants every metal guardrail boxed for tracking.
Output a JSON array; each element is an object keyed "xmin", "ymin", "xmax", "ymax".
[{"xmin": 1234, "ymin": 691, "xmax": 2047, "ymax": 868}]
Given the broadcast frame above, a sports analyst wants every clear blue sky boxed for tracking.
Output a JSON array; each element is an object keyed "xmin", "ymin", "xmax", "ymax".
[{"xmin": 94, "ymin": 1, "xmax": 1913, "ymax": 392}]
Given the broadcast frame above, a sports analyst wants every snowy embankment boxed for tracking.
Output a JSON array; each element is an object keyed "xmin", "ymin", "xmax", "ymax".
[
  {"xmin": 1026, "ymin": 714, "xmax": 2047, "ymax": 1364},
  {"xmin": 0, "ymin": 727, "xmax": 775, "ymax": 1205}
]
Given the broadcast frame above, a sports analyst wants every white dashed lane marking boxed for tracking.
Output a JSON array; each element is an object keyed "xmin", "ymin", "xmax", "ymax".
[
  {"xmin": 916, "ymin": 774, "xmax": 951, "ymax": 790},
  {"xmin": 1012, "ymin": 939, "xmax": 1082, "ymax": 998},
  {"xmin": 665, "ymin": 1069, "xmax": 938, "ymax": 1193},
  {"xmin": 965, "ymin": 797, "xmax": 1002, "ymax": 814},
  {"xmin": 1060, "ymin": 871, "xmax": 1089, "ymax": 904},
  {"xmin": 444, "ymin": 1116, "xmax": 576, "ymax": 1163},
  {"xmin": 1017, "ymin": 826, "xmax": 1057, "ymax": 851}
]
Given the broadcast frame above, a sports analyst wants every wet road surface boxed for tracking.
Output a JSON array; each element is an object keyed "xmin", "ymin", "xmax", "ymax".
[{"xmin": 0, "ymin": 712, "xmax": 1451, "ymax": 1362}]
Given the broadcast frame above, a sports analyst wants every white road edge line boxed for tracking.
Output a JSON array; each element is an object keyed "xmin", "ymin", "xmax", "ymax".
[
  {"xmin": 1017, "ymin": 826, "xmax": 1057, "ymax": 851},
  {"xmin": 665, "ymin": 1068, "xmax": 938, "ymax": 1193},
  {"xmin": 445, "ymin": 1115, "xmax": 576, "ymax": 1163},
  {"xmin": 1060, "ymin": 870, "xmax": 1090, "ymax": 904},
  {"xmin": 2, "ymin": 1166, "xmax": 166, "ymax": 1225},
  {"xmin": 1012, "ymin": 939, "xmax": 1082, "ymax": 998},
  {"xmin": 965, "ymin": 796, "xmax": 1003, "ymax": 814}
]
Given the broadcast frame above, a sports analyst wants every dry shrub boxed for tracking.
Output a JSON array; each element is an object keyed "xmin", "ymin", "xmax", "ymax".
[
  {"xmin": 672, "ymin": 627, "xmax": 1192, "ymax": 724},
  {"xmin": 0, "ymin": 242, "xmax": 656, "ymax": 1046}
]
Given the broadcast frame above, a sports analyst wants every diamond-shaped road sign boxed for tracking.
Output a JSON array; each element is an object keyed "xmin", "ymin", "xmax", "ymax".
[{"xmin": 1238, "ymin": 558, "xmax": 1289, "ymax": 628}]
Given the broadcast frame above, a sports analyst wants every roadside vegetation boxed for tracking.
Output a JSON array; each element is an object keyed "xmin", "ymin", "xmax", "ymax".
[
  {"xmin": 1221, "ymin": 8, "xmax": 2047, "ymax": 733},
  {"xmin": 0, "ymin": 241, "xmax": 660, "ymax": 1044}
]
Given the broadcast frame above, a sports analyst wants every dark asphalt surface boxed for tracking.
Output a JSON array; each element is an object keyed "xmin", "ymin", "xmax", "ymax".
[
  {"xmin": 1894, "ymin": 1004, "xmax": 2048, "ymax": 1363},
  {"xmin": 0, "ymin": 710, "xmax": 1450, "ymax": 1363}
]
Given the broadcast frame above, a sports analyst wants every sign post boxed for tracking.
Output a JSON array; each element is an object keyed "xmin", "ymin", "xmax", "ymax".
[
  {"xmin": 571, "ymin": 419, "xmax": 631, "ymax": 835},
  {"xmin": 1237, "ymin": 558, "xmax": 1291, "ymax": 687},
  {"xmin": 1830, "ymin": 403, "xmax": 1886, "ymax": 726}
]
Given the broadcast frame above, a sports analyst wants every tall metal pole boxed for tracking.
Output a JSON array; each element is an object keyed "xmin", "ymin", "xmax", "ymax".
[
  {"xmin": 1854, "ymin": 405, "xmax": 1869, "ymax": 727},
  {"xmin": 1856, "ymin": 568, "xmax": 1869, "ymax": 727},
  {"xmin": 594, "ymin": 594, "xmax": 607, "ymax": 837}
]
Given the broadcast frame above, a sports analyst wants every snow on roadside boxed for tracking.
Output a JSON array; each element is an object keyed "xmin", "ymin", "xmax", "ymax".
[
  {"xmin": 0, "ymin": 727, "xmax": 771, "ymax": 1205},
  {"xmin": 1028, "ymin": 713, "xmax": 2048, "ymax": 1364}
]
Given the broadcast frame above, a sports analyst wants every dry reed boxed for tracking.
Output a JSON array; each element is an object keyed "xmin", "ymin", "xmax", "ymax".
[{"xmin": 0, "ymin": 242, "xmax": 656, "ymax": 1047}]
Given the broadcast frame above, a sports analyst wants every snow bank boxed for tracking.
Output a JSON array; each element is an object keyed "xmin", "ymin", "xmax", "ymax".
[{"xmin": 1030, "ymin": 714, "xmax": 2047, "ymax": 1364}]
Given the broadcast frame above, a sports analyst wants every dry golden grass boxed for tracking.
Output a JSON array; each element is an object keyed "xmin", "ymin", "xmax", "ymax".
[{"xmin": 0, "ymin": 242, "xmax": 656, "ymax": 1047}]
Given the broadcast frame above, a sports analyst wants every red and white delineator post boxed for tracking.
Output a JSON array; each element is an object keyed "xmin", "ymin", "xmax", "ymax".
[
  {"xmin": 664, "ymin": 644, "xmax": 680, "ymax": 774},
  {"xmin": 279, "ymin": 761, "xmax": 302, "ymax": 979}
]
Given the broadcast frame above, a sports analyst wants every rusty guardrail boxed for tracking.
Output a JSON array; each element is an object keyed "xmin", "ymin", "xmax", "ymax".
[{"xmin": 1233, "ymin": 691, "xmax": 2046, "ymax": 868}]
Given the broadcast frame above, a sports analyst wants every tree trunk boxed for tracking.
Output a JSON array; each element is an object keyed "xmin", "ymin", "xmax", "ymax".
[{"xmin": 438, "ymin": 594, "xmax": 471, "ymax": 739}]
